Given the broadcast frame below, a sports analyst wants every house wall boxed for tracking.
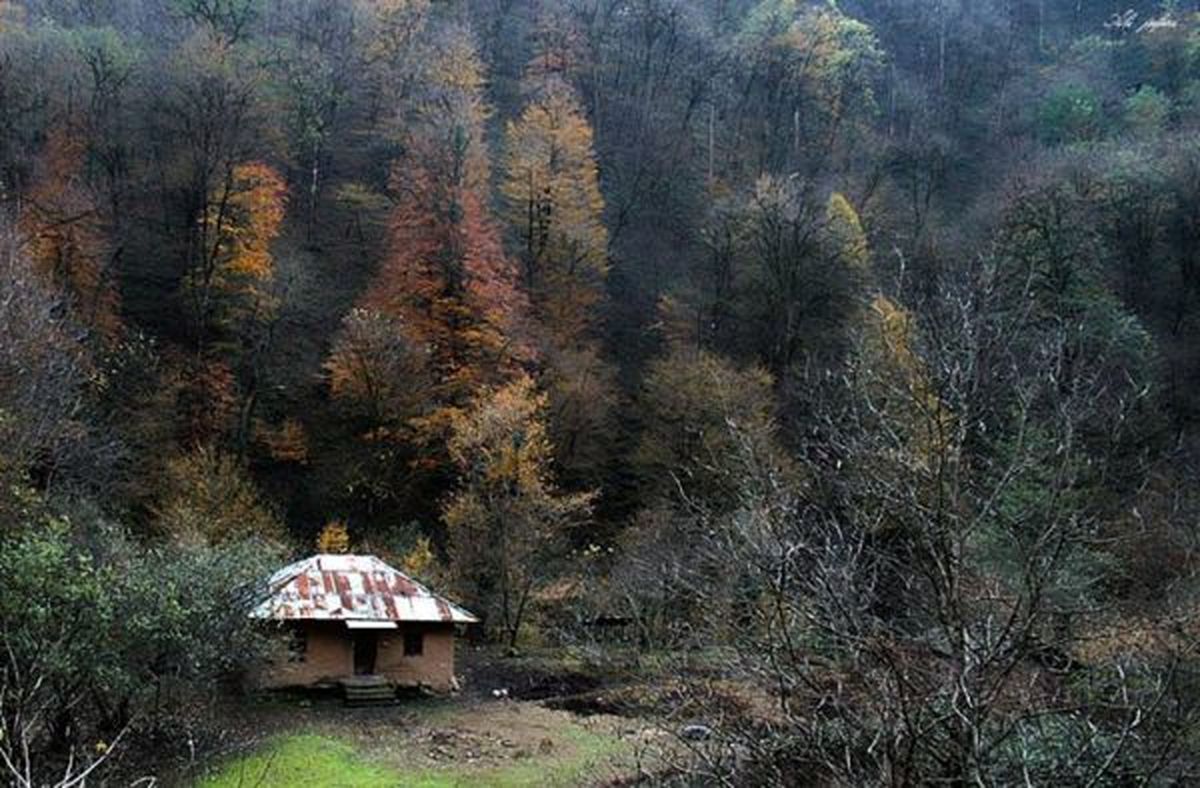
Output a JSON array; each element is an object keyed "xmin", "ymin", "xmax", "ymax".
[
  {"xmin": 255, "ymin": 622, "xmax": 458, "ymax": 691},
  {"xmin": 257, "ymin": 622, "xmax": 351, "ymax": 688},
  {"xmin": 377, "ymin": 624, "xmax": 456, "ymax": 691}
]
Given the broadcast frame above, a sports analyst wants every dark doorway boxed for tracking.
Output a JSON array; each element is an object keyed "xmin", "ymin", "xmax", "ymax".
[{"xmin": 353, "ymin": 633, "xmax": 378, "ymax": 675}]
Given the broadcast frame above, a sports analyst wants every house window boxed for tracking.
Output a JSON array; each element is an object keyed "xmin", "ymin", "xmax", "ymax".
[
  {"xmin": 403, "ymin": 630, "xmax": 424, "ymax": 657},
  {"xmin": 287, "ymin": 628, "xmax": 307, "ymax": 663}
]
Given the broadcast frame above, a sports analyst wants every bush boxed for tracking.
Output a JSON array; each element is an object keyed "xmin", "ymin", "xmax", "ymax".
[
  {"xmin": 1123, "ymin": 85, "xmax": 1172, "ymax": 136},
  {"xmin": 1038, "ymin": 83, "xmax": 1104, "ymax": 144},
  {"xmin": 0, "ymin": 496, "xmax": 280, "ymax": 785}
]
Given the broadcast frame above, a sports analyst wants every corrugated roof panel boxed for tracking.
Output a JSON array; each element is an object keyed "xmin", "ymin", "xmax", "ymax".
[{"xmin": 249, "ymin": 554, "xmax": 479, "ymax": 624}]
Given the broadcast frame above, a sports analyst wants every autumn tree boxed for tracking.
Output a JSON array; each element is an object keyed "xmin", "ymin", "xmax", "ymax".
[
  {"xmin": 257, "ymin": 417, "xmax": 309, "ymax": 464},
  {"xmin": 0, "ymin": 219, "xmax": 105, "ymax": 494},
  {"xmin": 155, "ymin": 445, "xmax": 283, "ymax": 545},
  {"xmin": 831, "ymin": 189, "xmax": 951, "ymax": 471},
  {"xmin": 324, "ymin": 307, "xmax": 432, "ymax": 437},
  {"xmin": 501, "ymin": 74, "xmax": 608, "ymax": 343},
  {"xmin": 314, "ymin": 27, "xmax": 532, "ymax": 529},
  {"xmin": 741, "ymin": 175, "xmax": 856, "ymax": 372},
  {"xmin": 316, "ymin": 519, "xmax": 350, "ymax": 554},
  {"xmin": 734, "ymin": 0, "xmax": 883, "ymax": 172},
  {"xmin": 826, "ymin": 190, "xmax": 871, "ymax": 272},
  {"xmin": 358, "ymin": 0, "xmax": 430, "ymax": 116},
  {"xmin": 661, "ymin": 183, "xmax": 868, "ymax": 379},
  {"xmin": 177, "ymin": 160, "xmax": 288, "ymax": 454},
  {"xmin": 357, "ymin": 29, "xmax": 527, "ymax": 439},
  {"xmin": 167, "ymin": 352, "xmax": 240, "ymax": 447},
  {"xmin": 539, "ymin": 344, "xmax": 619, "ymax": 490},
  {"xmin": 689, "ymin": 247, "xmax": 1173, "ymax": 785},
  {"xmin": 152, "ymin": 28, "xmax": 278, "ymax": 348},
  {"xmin": 444, "ymin": 374, "xmax": 594, "ymax": 648},
  {"xmin": 20, "ymin": 125, "xmax": 121, "ymax": 341},
  {"xmin": 633, "ymin": 347, "xmax": 780, "ymax": 509},
  {"xmin": 500, "ymin": 67, "xmax": 619, "ymax": 495},
  {"xmin": 191, "ymin": 161, "xmax": 287, "ymax": 341}
]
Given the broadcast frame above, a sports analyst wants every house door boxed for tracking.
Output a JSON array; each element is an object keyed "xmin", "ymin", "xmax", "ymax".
[{"xmin": 352, "ymin": 633, "xmax": 378, "ymax": 675}]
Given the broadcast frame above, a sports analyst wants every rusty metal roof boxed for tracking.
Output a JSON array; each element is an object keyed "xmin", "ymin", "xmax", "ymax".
[{"xmin": 250, "ymin": 554, "xmax": 478, "ymax": 624}]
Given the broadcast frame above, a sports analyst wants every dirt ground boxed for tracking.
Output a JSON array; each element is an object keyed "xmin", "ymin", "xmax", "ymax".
[
  {"xmin": 336, "ymin": 699, "xmax": 660, "ymax": 776},
  {"xmin": 178, "ymin": 693, "xmax": 673, "ymax": 786},
  {"xmin": 145, "ymin": 647, "xmax": 710, "ymax": 785}
]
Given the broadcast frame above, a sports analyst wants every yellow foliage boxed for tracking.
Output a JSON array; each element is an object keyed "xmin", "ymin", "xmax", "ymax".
[
  {"xmin": 869, "ymin": 295, "xmax": 921, "ymax": 379},
  {"xmin": 501, "ymin": 78, "xmax": 608, "ymax": 341},
  {"xmin": 316, "ymin": 520, "xmax": 351, "ymax": 554},
  {"xmin": 634, "ymin": 347, "xmax": 783, "ymax": 499},
  {"xmin": 194, "ymin": 161, "xmax": 288, "ymax": 331},
  {"xmin": 443, "ymin": 373, "xmax": 595, "ymax": 641},
  {"xmin": 363, "ymin": 0, "xmax": 430, "ymax": 65},
  {"xmin": 864, "ymin": 295, "xmax": 955, "ymax": 467},
  {"xmin": 400, "ymin": 536, "xmax": 435, "ymax": 577},
  {"xmin": 157, "ymin": 446, "xmax": 283, "ymax": 545},
  {"xmin": 447, "ymin": 374, "xmax": 555, "ymax": 493},
  {"xmin": 418, "ymin": 33, "xmax": 493, "ymax": 194},
  {"xmin": 826, "ymin": 192, "xmax": 869, "ymax": 271}
]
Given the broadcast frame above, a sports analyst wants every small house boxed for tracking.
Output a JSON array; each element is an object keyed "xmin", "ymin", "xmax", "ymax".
[{"xmin": 250, "ymin": 554, "xmax": 477, "ymax": 692}]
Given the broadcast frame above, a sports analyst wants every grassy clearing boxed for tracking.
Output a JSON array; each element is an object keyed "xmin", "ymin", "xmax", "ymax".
[
  {"xmin": 193, "ymin": 701, "xmax": 641, "ymax": 788},
  {"xmin": 196, "ymin": 734, "xmax": 398, "ymax": 787}
]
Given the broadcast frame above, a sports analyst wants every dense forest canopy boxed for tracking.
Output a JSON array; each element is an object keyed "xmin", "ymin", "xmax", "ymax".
[{"xmin": 5, "ymin": 0, "xmax": 1200, "ymax": 784}]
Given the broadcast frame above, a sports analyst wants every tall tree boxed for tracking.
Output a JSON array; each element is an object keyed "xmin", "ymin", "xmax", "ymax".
[
  {"xmin": 20, "ymin": 125, "xmax": 121, "ymax": 341},
  {"xmin": 360, "ymin": 29, "xmax": 527, "ymax": 421},
  {"xmin": 501, "ymin": 74, "xmax": 608, "ymax": 344},
  {"xmin": 444, "ymin": 374, "xmax": 594, "ymax": 648}
]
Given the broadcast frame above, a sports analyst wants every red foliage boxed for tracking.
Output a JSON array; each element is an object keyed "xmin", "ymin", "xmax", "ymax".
[{"xmin": 20, "ymin": 125, "xmax": 121, "ymax": 342}]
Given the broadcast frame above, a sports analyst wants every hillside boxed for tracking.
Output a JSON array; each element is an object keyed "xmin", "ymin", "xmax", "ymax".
[{"xmin": 4, "ymin": 1, "xmax": 1200, "ymax": 784}]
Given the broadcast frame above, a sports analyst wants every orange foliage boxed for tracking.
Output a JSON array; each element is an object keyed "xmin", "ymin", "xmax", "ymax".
[
  {"xmin": 207, "ymin": 161, "xmax": 288, "ymax": 289},
  {"xmin": 169, "ymin": 354, "xmax": 240, "ymax": 445},
  {"xmin": 358, "ymin": 35, "xmax": 528, "ymax": 426},
  {"xmin": 323, "ymin": 307, "xmax": 432, "ymax": 439},
  {"xmin": 20, "ymin": 126, "xmax": 121, "ymax": 341},
  {"xmin": 257, "ymin": 417, "xmax": 310, "ymax": 464}
]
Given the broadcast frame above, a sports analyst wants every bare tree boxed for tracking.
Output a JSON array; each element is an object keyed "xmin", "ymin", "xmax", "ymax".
[
  {"xmin": 655, "ymin": 252, "xmax": 1199, "ymax": 784},
  {"xmin": 0, "ymin": 218, "xmax": 116, "ymax": 497}
]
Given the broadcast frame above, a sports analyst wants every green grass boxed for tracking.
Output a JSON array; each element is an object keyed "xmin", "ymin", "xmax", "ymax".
[
  {"xmin": 196, "ymin": 734, "xmax": 399, "ymax": 787},
  {"xmin": 195, "ymin": 724, "xmax": 630, "ymax": 788}
]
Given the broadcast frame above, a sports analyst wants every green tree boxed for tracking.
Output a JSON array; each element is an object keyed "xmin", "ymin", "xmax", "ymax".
[{"xmin": 634, "ymin": 347, "xmax": 781, "ymax": 509}]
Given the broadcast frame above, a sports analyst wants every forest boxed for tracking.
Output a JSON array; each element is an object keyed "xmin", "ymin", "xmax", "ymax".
[{"xmin": 4, "ymin": 0, "xmax": 1200, "ymax": 784}]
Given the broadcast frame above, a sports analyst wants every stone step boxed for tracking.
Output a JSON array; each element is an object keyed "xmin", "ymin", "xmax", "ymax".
[
  {"xmin": 340, "ymin": 675, "xmax": 397, "ymax": 706},
  {"xmin": 344, "ymin": 687, "xmax": 396, "ymax": 697},
  {"xmin": 344, "ymin": 698, "xmax": 400, "ymax": 707}
]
